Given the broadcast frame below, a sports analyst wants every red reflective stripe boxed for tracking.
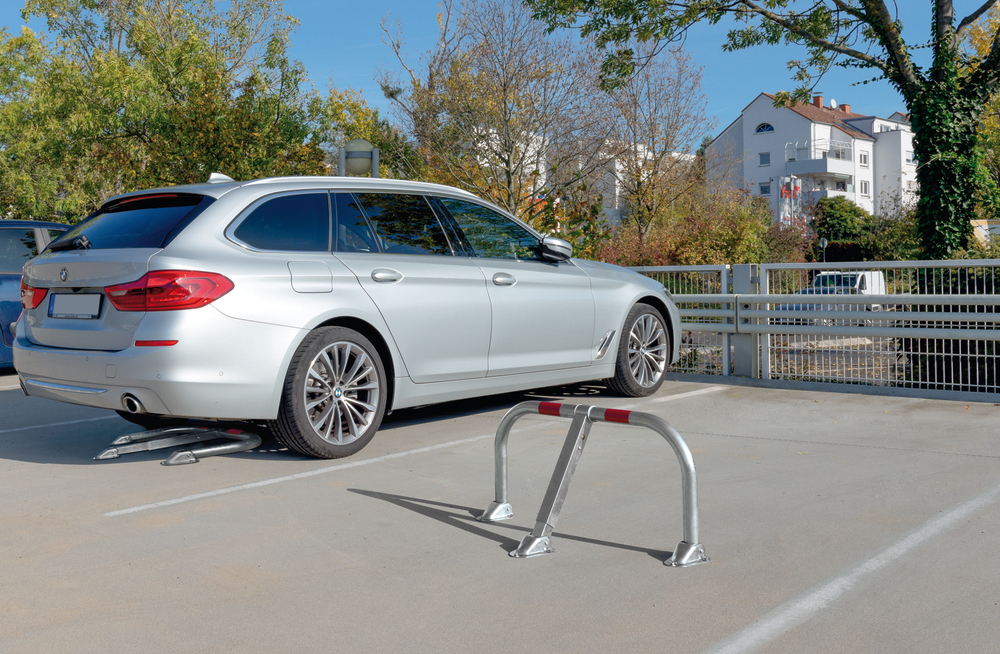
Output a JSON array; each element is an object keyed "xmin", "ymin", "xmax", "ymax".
[
  {"xmin": 134, "ymin": 340, "xmax": 178, "ymax": 347},
  {"xmin": 604, "ymin": 408, "xmax": 631, "ymax": 424},
  {"xmin": 538, "ymin": 402, "xmax": 562, "ymax": 416},
  {"xmin": 225, "ymin": 429, "xmax": 242, "ymax": 435}
]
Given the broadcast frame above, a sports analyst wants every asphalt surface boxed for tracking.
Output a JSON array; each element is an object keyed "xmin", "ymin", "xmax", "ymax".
[{"xmin": 1, "ymin": 371, "xmax": 998, "ymax": 653}]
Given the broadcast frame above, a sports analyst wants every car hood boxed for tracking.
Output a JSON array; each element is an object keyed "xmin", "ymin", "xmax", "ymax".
[{"xmin": 572, "ymin": 258, "xmax": 663, "ymax": 293}]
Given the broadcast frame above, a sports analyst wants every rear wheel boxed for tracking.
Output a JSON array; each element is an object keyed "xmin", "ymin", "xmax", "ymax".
[
  {"xmin": 607, "ymin": 303, "xmax": 669, "ymax": 397},
  {"xmin": 271, "ymin": 326, "xmax": 387, "ymax": 458}
]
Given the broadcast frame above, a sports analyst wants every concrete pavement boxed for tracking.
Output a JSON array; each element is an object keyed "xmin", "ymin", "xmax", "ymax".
[{"xmin": 1, "ymin": 372, "xmax": 997, "ymax": 653}]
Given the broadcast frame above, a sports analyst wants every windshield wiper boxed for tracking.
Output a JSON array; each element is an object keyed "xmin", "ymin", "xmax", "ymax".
[{"xmin": 49, "ymin": 235, "xmax": 92, "ymax": 251}]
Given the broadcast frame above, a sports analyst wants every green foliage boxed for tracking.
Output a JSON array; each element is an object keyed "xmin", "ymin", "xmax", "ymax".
[
  {"xmin": 0, "ymin": 1, "xmax": 406, "ymax": 223},
  {"xmin": 599, "ymin": 187, "xmax": 810, "ymax": 266},
  {"xmin": 525, "ymin": 176, "xmax": 610, "ymax": 260},
  {"xmin": 812, "ymin": 196, "xmax": 868, "ymax": 242},
  {"xmin": 523, "ymin": 0, "xmax": 1000, "ymax": 259}
]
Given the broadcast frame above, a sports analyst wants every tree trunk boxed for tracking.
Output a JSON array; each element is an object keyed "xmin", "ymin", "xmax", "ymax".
[{"xmin": 908, "ymin": 44, "xmax": 991, "ymax": 259}]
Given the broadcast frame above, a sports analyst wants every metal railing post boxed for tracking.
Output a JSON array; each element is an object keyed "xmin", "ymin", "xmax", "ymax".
[{"xmin": 732, "ymin": 264, "xmax": 759, "ymax": 378}]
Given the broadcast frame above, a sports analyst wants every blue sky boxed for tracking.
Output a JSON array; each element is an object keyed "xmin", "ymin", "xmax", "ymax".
[{"xmin": 0, "ymin": 1, "xmax": 952, "ymax": 139}]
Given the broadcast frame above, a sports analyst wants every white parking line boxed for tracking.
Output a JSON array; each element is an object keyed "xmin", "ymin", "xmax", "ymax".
[
  {"xmin": 105, "ymin": 431, "xmax": 503, "ymax": 517},
  {"xmin": 104, "ymin": 386, "xmax": 723, "ymax": 518},
  {"xmin": 703, "ymin": 479, "xmax": 1000, "ymax": 654},
  {"xmin": 0, "ymin": 415, "xmax": 119, "ymax": 435},
  {"xmin": 618, "ymin": 385, "xmax": 723, "ymax": 410},
  {"xmin": 0, "ymin": 384, "xmax": 22, "ymax": 391}
]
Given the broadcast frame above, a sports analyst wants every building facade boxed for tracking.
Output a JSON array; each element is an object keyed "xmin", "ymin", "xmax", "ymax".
[{"xmin": 707, "ymin": 93, "xmax": 918, "ymax": 224}]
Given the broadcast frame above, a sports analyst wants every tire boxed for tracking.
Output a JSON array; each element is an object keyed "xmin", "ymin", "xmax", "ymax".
[
  {"xmin": 271, "ymin": 326, "xmax": 387, "ymax": 459},
  {"xmin": 607, "ymin": 303, "xmax": 670, "ymax": 397}
]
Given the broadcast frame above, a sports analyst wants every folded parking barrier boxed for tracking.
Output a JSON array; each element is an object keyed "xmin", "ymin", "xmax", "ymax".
[
  {"xmin": 95, "ymin": 426, "xmax": 262, "ymax": 465},
  {"xmin": 477, "ymin": 401, "xmax": 708, "ymax": 567}
]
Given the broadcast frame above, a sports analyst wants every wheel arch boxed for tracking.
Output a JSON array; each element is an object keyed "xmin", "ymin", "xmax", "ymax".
[{"xmin": 636, "ymin": 294, "xmax": 680, "ymax": 365}]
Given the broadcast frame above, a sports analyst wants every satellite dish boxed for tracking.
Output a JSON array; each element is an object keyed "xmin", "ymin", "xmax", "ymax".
[{"xmin": 830, "ymin": 99, "xmax": 838, "ymax": 109}]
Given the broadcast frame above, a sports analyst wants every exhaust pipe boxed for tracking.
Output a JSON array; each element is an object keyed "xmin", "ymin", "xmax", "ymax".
[{"xmin": 121, "ymin": 394, "xmax": 145, "ymax": 414}]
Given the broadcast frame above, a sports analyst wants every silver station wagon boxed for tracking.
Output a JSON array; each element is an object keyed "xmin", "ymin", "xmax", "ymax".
[{"xmin": 14, "ymin": 176, "xmax": 680, "ymax": 458}]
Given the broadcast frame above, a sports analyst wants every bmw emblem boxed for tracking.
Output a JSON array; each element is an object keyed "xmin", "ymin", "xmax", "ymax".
[
  {"xmin": 334, "ymin": 388, "xmax": 342, "ymax": 398},
  {"xmin": 59, "ymin": 268, "xmax": 68, "ymax": 282}
]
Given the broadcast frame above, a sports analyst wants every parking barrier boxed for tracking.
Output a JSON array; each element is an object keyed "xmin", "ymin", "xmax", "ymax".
[
  {"xmin": 477, "ymin": 401, "xmax": 708, "ymax": 567},
  {"xmin": 95, "ymin": 426, "xmax": 262, "ymax": 465}
]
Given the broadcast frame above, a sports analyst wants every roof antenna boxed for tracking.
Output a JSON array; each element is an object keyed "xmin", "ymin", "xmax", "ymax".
[{"xmin": 206, "ymin": 172, "xmax": 235, "ymax": 184}]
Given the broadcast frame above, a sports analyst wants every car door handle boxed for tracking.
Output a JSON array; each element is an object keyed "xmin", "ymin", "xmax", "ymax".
[
  {"xmin": 492, "ymin": 273, "xmax": 516, "ymax": 286},
  {"xmin": 371, "ymin": 269, "xmax": 402, "ymax": 283}
]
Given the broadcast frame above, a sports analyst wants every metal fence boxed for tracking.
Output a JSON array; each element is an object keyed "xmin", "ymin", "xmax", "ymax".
[{"xmin": 632, "ymin": 260, "xmax": 1000, "ymax": 399}]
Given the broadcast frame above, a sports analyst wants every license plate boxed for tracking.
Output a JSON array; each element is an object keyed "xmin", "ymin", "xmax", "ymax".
[{"xmin": 49, "ymin": 293, "xmax": 102, "ymax": 319}]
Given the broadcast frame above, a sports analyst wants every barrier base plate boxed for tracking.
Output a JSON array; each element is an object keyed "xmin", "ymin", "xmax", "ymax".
[{"xmin": 510, "ymin": 535, "xmax": 553, "ymax": 558}]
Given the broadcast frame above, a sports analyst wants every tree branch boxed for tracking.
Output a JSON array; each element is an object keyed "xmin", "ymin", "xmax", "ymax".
[
  {"xmin": 738, "ymin": 0, "xmax": 891, "ymax": 75},
  {"xmin": 856, "ymin": 0, "xmax": 920, "ymax": 91},
  {"xmin": 956, "ymin": 0, "xmax": 998, "ymax": 41}
]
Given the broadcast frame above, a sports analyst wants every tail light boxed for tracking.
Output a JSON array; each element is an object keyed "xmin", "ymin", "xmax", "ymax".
[
  {"xmin": 20, "ymin": 279, "xmax": 48, "ymax": 310},
  {"xmin": 105, "ymin": 271, "xmax": 234, "ymax": 311}
]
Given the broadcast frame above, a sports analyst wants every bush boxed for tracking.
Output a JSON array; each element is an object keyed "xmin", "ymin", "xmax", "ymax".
[{"xmin": 598, "ymin": 187, "xmax": 811, "ymax": 266}]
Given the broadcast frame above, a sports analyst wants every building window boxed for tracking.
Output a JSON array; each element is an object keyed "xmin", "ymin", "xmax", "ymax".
[
  {"xmin": 836, "ymin": 181, "xmax": 847, "ymax": 191},
  {"xmin": 759, "ymin": 152, "xmax": 770, "ymax": 166},
  {"xmin": 859, "ymin": 151, "xmax": 869, "ymax": 167},
  {"xmin": 906, "ymin": 151, "xmax": 916, "ymax": 165},
  {"xmin": 759, "ymin": 183, "xmax": 771, "ymax": 195},
  {"xmin": 755, "ymin": 123, "xmax": 774, "ymax": 133},
  {"xmin": 860, "ymin": 180, "xmax": 870, "ymax": 197}
]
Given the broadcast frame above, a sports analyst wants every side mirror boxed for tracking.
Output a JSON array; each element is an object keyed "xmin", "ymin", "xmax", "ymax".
[
  {"xmin": 858, "ymin": 276, "xmax": 867, "ymax": 291},
  {"xmin": 541, "ymin": 236, "xmax": 572, "ymax": 262}
]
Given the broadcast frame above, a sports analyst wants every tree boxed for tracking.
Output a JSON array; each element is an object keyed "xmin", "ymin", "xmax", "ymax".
[
  {"xmin": 602, "ymin": 43, "xmax": 714, "ymax": 238},
  {"xmin": 813, "ymin": 195, "xmax": 868, "ymax": 241},
  {"xmin": 380, "ymin": 0, "xmax": 615, "ymax": 220},
  {"xmin": 525, "ymin": 0, "xmax": 1000, "ymax": 259},
  {"xmin": 0, "ymin": 0, "xmax": 328, "ymax": 221}
]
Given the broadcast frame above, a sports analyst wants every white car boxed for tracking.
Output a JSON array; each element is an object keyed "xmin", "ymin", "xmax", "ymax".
[{"xmin": 15, "ymin": 176, "xmax": 680, "ymax": 458}]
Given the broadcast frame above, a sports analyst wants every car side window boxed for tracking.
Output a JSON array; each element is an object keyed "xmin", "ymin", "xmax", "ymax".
[
  {"xmin": 437, "ymin": 198, "xmax": 541, "ymax": 260},
  {"xmin": 355, "ymin": 193, "xmax": 453, "ymax": 256},
  {"xmin": 233, "ymin": 193, "xmax": 330, "ymax": 252},
  {"xmin": 0, "ymin": 229, "xmax": 39, "ymax": 273},
  {"xmin": 333, "ymin": 194, "xmax": 379, "ymax": 253}
]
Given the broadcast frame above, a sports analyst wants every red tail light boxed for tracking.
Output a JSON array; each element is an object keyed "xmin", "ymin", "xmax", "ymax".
[
  {"xmin": 20, "ymin": 279, "xmax": 48, "ymax": 310},
  {"xmin": 105, "ymin": 271, "xmax": 234, "ymax": 311}
]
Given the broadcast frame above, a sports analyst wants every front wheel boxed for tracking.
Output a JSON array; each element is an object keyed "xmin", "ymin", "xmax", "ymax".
[
  {"xmin": 606, "ymin": 303, "xmax": 670, "ymax": 397},
  {"xmin": 271, "ymin": 326, "xmax": 387, "ymax": 458}
]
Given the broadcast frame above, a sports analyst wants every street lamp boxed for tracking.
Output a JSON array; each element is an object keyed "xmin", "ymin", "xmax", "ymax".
[{"xmin": 337, "ymin": 138, "xmax": 380, "ymax": 178}]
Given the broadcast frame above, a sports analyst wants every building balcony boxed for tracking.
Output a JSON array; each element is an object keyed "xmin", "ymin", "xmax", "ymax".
[
  {"xmin": 802, "ymin": 188, "xmax": 854, "ymax": 205},
  {"xmin": 785, "ymin": 156, "xmax": 855, "ymax": 177}
]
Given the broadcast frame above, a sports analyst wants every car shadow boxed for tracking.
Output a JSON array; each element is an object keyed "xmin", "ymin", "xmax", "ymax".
[
  {"xmin": 347, "ymin": 488, "xmax": 670, "ymax": 562},
  {"xmin": 0, "ymin": 381, "xmax": 620, "ymax": 466},
  {"xmin": 377, "ymin": 381, "xmax": 615, "ymax": 432}
]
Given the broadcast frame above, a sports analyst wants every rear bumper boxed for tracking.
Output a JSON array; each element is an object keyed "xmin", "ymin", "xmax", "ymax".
[{"xmin": 13, "ymin": 308, "xmax": 305, "ymax": 420}]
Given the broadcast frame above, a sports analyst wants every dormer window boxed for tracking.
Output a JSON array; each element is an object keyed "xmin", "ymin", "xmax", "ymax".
[{"xmin": 755, "ymin": 123, "xmax": 775, "ymax": 134}]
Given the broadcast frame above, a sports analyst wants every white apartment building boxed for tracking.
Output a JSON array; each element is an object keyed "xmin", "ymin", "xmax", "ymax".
[{"xmin": 707, "ymin": 93, "xmax": 918, "ymax": 223}]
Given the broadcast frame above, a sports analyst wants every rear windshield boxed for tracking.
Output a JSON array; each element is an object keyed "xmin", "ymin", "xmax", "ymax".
[
  {"xmin": 0, "ymin": 228, "xmax": 38, "ymax": 273},
  {"xmin": 51, "ymin": 194, "xmax": 214, "ymax": 250}
]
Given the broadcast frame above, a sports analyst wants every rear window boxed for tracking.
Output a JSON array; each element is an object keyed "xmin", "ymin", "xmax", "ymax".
[
  {"xmin": 355, "ymin": 193, "xmax": 453, "ymax": 256},
  {"xmin": 52, "ymin": 194, "xmax": 213, "ymax": 250},
  {"xmin": 0, "ymin": 228, "xmax": 38, "ymax": 273},
  {"xmin": 233, "ymin": 193, "xmax": 330, "ymax": 252}
]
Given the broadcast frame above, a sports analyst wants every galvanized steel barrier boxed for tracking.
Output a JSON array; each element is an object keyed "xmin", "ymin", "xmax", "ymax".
[
  {"xmin": 634, "ymin": 260, "xmax": 1000, "ymax": 399},
  {"xmin": 477, "ymin": 400, "xmax": 708, "ymax": 567}
]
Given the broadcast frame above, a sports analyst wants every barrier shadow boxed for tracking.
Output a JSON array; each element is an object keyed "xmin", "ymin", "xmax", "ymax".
[{"xmin": 348, "ymin": 488, "xmax": 670, "ymax": 562}]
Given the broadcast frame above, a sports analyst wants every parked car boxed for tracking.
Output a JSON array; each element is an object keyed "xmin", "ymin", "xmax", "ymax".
[
  {"xmin": 812, "ymin": 270, "xmax": 887, "ymax": 310},
  {"xmin": 14, "ymin": 176, "xmax": 680, "ymax": 458},
  {"xmin": 1, "ymin": 220, "xmax": 69, "ymax": 369}
]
